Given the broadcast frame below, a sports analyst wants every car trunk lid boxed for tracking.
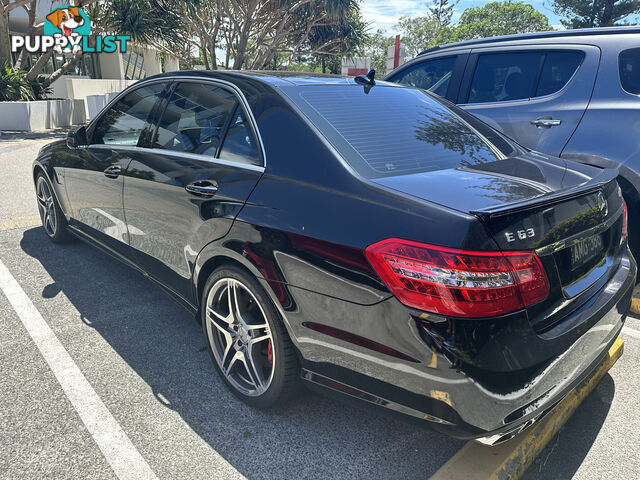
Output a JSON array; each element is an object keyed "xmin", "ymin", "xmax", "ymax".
[{"xmin": 373, "ymin": 157, "xmax": 626, "ymax": 330}]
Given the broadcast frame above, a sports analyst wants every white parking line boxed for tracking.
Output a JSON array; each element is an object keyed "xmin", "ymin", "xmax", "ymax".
[
  {"xmin": 623, "ymin": 326, "xmax": 640, "ymax": 339},
  {"xmin": 0, "ymin": 258, "xmax": 159, "ymax": 480}
]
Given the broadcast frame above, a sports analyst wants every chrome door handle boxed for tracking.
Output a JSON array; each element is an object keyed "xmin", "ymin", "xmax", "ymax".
[
  {"xmin": 531, "ymin": 118, "xmax": 562, "ymax": 128},
  {"xmin": 103, "ymin": 164, "xmax": 121, "ymax": 178},
  {"xmin": 185, "ymin": 180, "xmax": 218, "ymax": 197}
]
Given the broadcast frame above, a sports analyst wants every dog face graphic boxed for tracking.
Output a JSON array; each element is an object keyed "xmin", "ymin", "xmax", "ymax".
[{"xmin": 46, "ymin": 7, "xmax": 84, "ymax": 37}]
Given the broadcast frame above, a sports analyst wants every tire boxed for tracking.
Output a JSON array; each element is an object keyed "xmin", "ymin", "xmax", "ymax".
[
  {"xmin": 201, "ymin": 265, "xmax": 299, "ymax": 408},
  {"xmin": 35, "ymin": 173, "xmax": 72, "ymax": 244}
]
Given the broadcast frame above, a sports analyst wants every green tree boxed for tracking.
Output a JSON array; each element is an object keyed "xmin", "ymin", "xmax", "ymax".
[
  {"xmin": 105, "ymin": 0, "xmax": 185, "ymax": 47},
  {"xmin": 219, "ymin": 0, "xmax": 364, "ymax": 70},
  {"xmin": 429, "ymin": 0, "xmax": 457, "ymax": 27},
  {"xmin": 360, "ymin": 29, "xmax": 394, "ymax": 73},
  {"xmin": 552, "ymin": 0, "xmax": 640, "ymax": 28},
  {"xmin": 452, "ymin": 1, "xmax": 553, "ymax": 41},
  {"xmin": 395, "ymin": 15, "xmax": 441, "ymax": 56},
  {"xmin": 308, "ymin": 3, "xmax": 369, "ymax": 73}
]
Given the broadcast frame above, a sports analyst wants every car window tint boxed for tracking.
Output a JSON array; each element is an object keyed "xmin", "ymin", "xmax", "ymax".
[
  {"xmin": 91, "ymin": 83, "xmax": 164, "ymax": 146},
  {"xmin": 619, "ymin": 48, "xmax": 640, "ymax": 95},
  {"xmin": 390, "ymin": 56, "xmax": 456, "ymax": 97},
  {"xmin": 536, "ymin": 51, "xmax": 583, "ymax": 97},
  {"xmin": 468, "ymin": 52, "xmax": 542, "ymax": 103},
  {"xmin": 154, "ymin": 82, "xmax": 237, "ymax": 156},
  {"xmin": 281, "ymin": 85, "xmax": 503, "ymax": 179},
  {"xmin": 218, "ymin": 106, "xmax": 261, "ymax": 166}
]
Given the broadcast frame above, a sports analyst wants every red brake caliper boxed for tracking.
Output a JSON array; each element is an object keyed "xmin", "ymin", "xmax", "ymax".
[{"xmin": 267, "ymin": 339, "xmax": 273, "ymax": 363}]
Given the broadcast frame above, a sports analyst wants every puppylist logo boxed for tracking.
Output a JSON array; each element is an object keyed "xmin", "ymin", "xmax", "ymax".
[{"xmin": 11, "ymin": 5, "xmax": 130, "ymax": 55}]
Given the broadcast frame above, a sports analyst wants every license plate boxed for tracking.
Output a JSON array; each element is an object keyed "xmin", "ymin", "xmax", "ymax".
[{"xmin": 570, "ymin": 234, "xmax": 604, "ymax": 270}]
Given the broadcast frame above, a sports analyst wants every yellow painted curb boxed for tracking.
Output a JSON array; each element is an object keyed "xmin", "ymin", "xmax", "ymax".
[
  {"xmin": 430, "ymin": 337, "xmax": 624, "ymax": 480},
  {"xmin": 631, "ymin": 297, "xmax": 640, "ymax": 316}
]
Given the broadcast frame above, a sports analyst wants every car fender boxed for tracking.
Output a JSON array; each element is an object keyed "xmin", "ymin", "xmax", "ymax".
[
  {"xmin": 192, "ymin": 235, "xmax": 302, "ymax": 344},
  {"xmin": 32, "ymin": 151, "xmax": 71, "ymax": 219},
  {"xmin": 192, "ymin": 227, "xmax": 293, "ymax": 308}
]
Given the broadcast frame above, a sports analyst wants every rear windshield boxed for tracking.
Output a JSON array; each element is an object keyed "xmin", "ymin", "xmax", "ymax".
[{"xmin": 280, "ymin": 84, "xmax": 507, "ymax": 179}]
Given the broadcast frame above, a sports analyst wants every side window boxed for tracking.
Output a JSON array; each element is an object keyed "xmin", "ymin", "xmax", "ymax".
[
  {"xmin": 468, "ymin": 52, "xmax": 542, "ymax": 103},
  {"xmin": 91, "ymin": 83, "xmax": 165, "ymax": 146},
  {"xmin": 218, "ymin": 106, "xmax": 261, "ymax": 166},
  {"xmin": 620, "ymin": 48, "xmax": 640, "ymax": 95},
  {"xmin": 154, "ymin": 82, "xmax": 237, "ymax": 156},
  {"xmin": 390, "ymin": 56, "xmax": 456, "ymax": 97},
  {"xmin": 536, "ymin": 51, "xmax": 583, "ymax": 97}
]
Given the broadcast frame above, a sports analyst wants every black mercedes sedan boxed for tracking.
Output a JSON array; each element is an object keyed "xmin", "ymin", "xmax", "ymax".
[{"xmin": 33, "ymin": 71, "xmax": 636, "ymax": 445}]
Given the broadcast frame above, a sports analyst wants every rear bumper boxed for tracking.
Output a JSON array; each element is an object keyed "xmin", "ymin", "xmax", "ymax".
[
  {"xmin": 297, "ymin": 248, "xmax": 636, "ymax": 439},
  {"xmin": 454, "ymin": 249, "xmax": 635, "ymax": 440}
]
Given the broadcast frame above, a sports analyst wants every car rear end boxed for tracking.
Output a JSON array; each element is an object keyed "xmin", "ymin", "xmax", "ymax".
[
  {"xmin": 363, "ymin": 169, "xmax": 634, "ymax": 442},
  {"xmin": 275, "ymin": 79, "xmax": 636, "ymax": 442}
]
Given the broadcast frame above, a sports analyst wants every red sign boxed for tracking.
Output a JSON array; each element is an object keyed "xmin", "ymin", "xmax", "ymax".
[
  {"xmin": 347, "ymin": 68, "xmax": 369, "ymax": 76},
  {"xmin": 394, "ymin": 35, "xmax": 401, "ymax": 69}
]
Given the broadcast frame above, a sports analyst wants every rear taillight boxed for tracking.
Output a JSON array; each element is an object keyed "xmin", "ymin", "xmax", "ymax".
[
  {"xmin": 365, "ymin": 239, "xmax": 549, "ymax": 318},
  {"xmin": 621, "ymin": 198, "xmax": 628, "ymax": 245}
]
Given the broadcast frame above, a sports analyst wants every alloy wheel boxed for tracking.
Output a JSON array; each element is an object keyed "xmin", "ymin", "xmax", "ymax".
[
  {"xmin": 205, "ymin": 278, "xmax": 275, "ymax": 397},
  {"xmin": 36, "ymin": 177, "xmax": 57, "ymax": 237}
]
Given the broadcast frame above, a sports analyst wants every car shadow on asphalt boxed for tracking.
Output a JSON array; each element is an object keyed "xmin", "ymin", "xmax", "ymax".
[
  {"xmin": 19, "ymin": 227, "xmax": 466, "ymax": 480},
  {"xmin": 522, "ymin": 373, "xmax": 615, "ymax": 479}
]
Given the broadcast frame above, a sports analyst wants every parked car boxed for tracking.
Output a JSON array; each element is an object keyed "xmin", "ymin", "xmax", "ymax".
[
  {"xmin": 33, "ymin": 71, "xmax": 636, "ymax": 445},
  {"xmin": 385, "ymin": 26, "xmax": 640, "ymax": 263}
]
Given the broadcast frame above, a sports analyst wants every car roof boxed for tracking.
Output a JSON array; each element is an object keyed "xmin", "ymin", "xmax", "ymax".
[
  {"xmin": 142, "ymin": 69, "xmax": 373, "ymax": 87},
  {"xmin": 418, "ymin": 26, "xmax": 640, "ymax": 55}
]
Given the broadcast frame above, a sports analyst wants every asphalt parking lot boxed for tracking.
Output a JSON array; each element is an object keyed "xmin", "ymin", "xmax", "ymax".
[{"xmin": 1, "ymin": 135, "xmax": 640, "ymax": 480}]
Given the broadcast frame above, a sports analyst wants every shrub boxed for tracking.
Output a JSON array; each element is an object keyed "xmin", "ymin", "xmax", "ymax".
[
  {"xmin": 0, "ymin": 65, "xmax": 52, "ymax": 101},
  {"xmin": 0, "ymin": 64, "xmax": 36, "ymax": 101},
  {"xmin": 29, "ymin": 77, "xmax": 53, "ymax": 100}
]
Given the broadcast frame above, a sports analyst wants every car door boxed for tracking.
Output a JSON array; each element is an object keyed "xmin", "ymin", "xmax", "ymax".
[
  {"xmin": 457, "ymin": 45, "xmax": 600, "ymax": 156},
  {"xmin": 385, "ymin": 52, "xmax": 469, "ymax": 102},
  {"xmin": 65, "ymin": 81, "xmax": 168, "ymax": 258},
  {"xmin": 122, "ymin": 80, "xmax": 265, "ymax": 302}
]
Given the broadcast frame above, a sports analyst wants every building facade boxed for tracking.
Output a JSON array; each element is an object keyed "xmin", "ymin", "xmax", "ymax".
[{"xmin": 9, "ymin": 1, "xmax": 180, "ymax": 102}]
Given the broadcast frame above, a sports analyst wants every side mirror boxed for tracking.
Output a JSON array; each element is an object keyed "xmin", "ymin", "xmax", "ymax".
[{"xmin": 67, "ymin": 126, "xmax": 88, "ymax": 149}]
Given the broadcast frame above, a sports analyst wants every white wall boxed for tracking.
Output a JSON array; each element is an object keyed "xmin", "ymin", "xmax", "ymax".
[
  {"xmin": 99, "ymin": 52, "xmax": 125, "ymax": 80},
  {"xmin": 164, "ymin": 54, "xmax": 179, "ymax": 73},
  {"xmin": 0, "ymin": 99, "xmax": 86, "ymax": 132},
  {"xmin": 142, "ymin": 47, "xmax": 162, "ymax": 76},
  {"xmin": 341, "ymin": 57, "xmax": 371, "ymax": 76},
  {"xmin": 50, "ymin": 77, "xmax": 137, "ymax": 118},
  {"xmin": 50, "ymin": 77, "xmax": 137, "ymax": 101},
  {"xmin": 0, "ymin": 101, "xmax": 48, "ymax": 131}
]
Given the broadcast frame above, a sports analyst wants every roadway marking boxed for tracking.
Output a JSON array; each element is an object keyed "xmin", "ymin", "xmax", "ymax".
[
  {"xmin": 0, "ymin": 258, "xmax": 159, "ymax": 480},
  {"xmin": 0, "ymin": 214, "xmax": 41, "ymax": 231}
]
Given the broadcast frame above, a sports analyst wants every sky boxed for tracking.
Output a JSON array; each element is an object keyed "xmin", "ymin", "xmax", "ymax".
[{"xmin": 361, "ymin": 1, "xmax": 569, "ymax": 33}]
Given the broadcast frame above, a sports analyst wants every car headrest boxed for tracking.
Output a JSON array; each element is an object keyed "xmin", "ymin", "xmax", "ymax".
[
  {"xmin": 473, "ymin": 64, "xmax": 495, "ymax": 93},
  {"xmin": 504, "ymin": 72, "xmax": 527, "ymax": 100}
]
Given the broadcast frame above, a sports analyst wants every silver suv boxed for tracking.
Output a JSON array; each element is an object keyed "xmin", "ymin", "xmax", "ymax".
[{"xmin": 386, "ymin": 27, "xmax": 640, "ymax": 259}]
